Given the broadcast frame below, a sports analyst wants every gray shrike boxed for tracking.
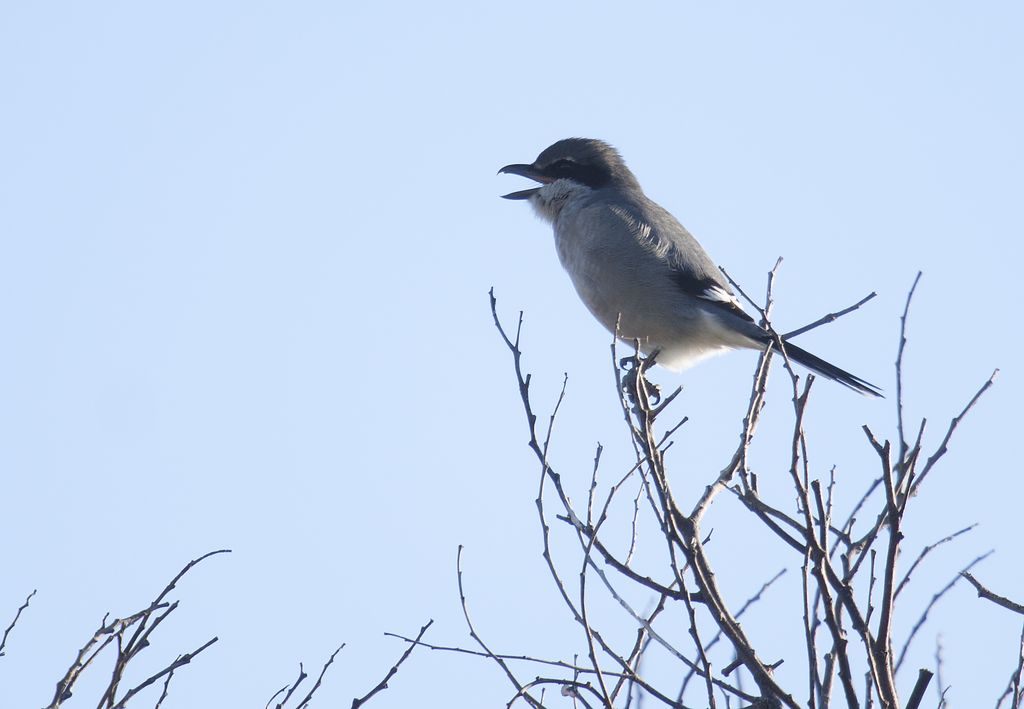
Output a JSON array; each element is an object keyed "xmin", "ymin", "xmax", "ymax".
[{"xmin": 499, "ymin": 137, "xmax": 881, "ymax": 397}]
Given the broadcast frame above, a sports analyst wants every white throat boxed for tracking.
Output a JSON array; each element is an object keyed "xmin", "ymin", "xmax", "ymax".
[{"xmin": 528, "ymin": 179, "xmax": 591, "ymax": 223}]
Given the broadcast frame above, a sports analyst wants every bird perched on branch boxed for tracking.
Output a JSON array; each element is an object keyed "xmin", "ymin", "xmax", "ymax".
[{"xmin": 499, "ymin": 138, "xmax": 881, "ymax": 397}]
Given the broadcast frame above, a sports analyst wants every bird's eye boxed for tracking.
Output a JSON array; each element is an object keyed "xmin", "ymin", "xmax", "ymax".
[
  {"xmin": 545, "ymin": 158, "xmax": 578, "ymax": 176},
  {"xmin": 541, "ymin": 156, "xmax": 609, "ymax": 189}
]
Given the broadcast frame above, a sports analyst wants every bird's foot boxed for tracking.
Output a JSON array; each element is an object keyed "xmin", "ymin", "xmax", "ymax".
[
  {"xmin": 645, "ymin": 379, "xmax": 663, "ymax": 406},
  {"xmin": 620, "ymin": 353, "xmax": 662, "ymax": 407}
]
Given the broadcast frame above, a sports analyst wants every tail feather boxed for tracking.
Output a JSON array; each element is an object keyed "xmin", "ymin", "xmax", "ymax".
[{"xmin": 778, "ymin": 340, "xmax": 883, "ymax": 398}]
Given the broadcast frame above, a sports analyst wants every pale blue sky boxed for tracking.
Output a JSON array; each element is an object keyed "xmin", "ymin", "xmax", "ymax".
[{"xmin": 1, "ymin": 2, "xmax": 1021, "ymax": 706}]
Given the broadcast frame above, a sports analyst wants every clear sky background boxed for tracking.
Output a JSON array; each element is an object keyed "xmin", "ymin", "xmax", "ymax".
[{"xmin": 1, "ymin": 2, "xmax": 1021, "ymax": 707}]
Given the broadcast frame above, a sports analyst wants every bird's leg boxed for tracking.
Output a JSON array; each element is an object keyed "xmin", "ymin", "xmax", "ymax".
[
  {"xmin": 620, "ymin": 348, "xmax": 662, "ymax": 407},
  {"xmin": 619, "ymin": 352, "xmax": 641, "ymax": 404},
  {"xmin": 639, "ymin": 349, "xmax": 662, "ymax": 405}
]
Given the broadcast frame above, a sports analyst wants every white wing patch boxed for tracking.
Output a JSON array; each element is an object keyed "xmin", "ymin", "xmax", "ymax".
[
  {"xmin": 699, "ymin": 284, "xmax": 743, "ymax": 310},
  {"xmin": 609, "ymin": 205, "xmax": 659, "ymax": 252}
]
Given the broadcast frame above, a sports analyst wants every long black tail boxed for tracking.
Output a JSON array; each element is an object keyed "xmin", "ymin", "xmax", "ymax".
[{"xmin": 778, "ymin": 339, "xmax": 883, "ymax": 397}]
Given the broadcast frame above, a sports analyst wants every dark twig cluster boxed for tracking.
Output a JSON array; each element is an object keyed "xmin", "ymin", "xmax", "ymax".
[
  {"xmin": 45, "ymin": 549, "xmax": 230, "ymax": 709},
  {"xmin": 265, "ymin": 646, "xmax": 346, "ymax": 709},
  {"xmin": 6, "ymin": 551, "xmax": 430, "ymax": 708},
  {"xmin": 263, "ymin": 618, "xmax": 432, "ymax": 709},
  {"xmin": 445, "ymin": 272, "xmax": 1011, "ymax": 708}
]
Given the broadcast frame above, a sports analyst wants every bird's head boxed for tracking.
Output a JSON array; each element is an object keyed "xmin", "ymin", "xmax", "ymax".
[{"xmin": 499, "ymin": 138, "xmax": 641, "ymax": 222}]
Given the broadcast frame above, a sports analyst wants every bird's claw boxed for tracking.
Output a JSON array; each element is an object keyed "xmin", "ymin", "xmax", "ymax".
[
  {"xmin": 647, "ymin": 380, "xmax": 663, "ymax": 405},
  {"xmin": 620, "ymin": 356, "xmax": 662, "ymax": 406}
]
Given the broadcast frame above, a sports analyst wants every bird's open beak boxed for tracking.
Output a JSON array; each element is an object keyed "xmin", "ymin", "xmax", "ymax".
[
  {"xmin": 498, "ymin": 163, "xmax": 550, "ymax": 200},
  {"xmin": 500, "ymin": 187, "xmax": 540, "ymax": 200}
]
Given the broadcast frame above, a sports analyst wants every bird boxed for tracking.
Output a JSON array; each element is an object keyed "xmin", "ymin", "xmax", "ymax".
[{"xmin": 499, "ymin": 138, "xmax": 881, "ymax": 397}]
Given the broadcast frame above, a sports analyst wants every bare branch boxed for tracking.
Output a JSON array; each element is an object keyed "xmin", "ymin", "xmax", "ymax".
[
  {"xmin": 110, "ymin": 637, "xmax": 218, "ymax": 709},
  {"xmin": 270, "ymin": 664, "xmax": 307, "ymax": 708},
  {"xmin": 933, "ymin": 636, "xmax": 948, "ymax": 708},
  {"xmin": 382, "ymin": 633, "xmax": 640, "ymax": 679},
  {"xmin": 995, "ymin": 623, "xmax": 1024, "ymax": 709},
  {"xmin": 961, "ymin": 573, "xmax": 1024, "ymax": 616},
  {"xmin": 896, "ymin": 271, "xmax": 923, "ymax": 467},
  {"xmin": 904, "ymin": 669, "xmax": 934, "ymax": 709},
  {"xmin": 690, "ymin": 345, "xmax": 773, "ymax": 523},
  {"xmin": 895, "ymin": 524, "xmax": 977, "ymax": 599},
  {"xmin": 0, "ymin": 589, "xmax": 36, "ymax": 658},
  {"xmin": 679, "ymin": 569, "xmax": 787, "ymax": 699},
  {"xmin": 487, "ymin": 278, "xmax": 1007, "ymax": 709},
  {"xmin": 153, "ymin": 668, "xmax": 175, "ymax": 709},
  {"xmin": 783, "ymin": 291, "xmax": 877, "ymax": 339},
  {"xmin": 896, "ymin": 552, "xmax": 993, "ymax": 671},
  {"xmin": 291, "ymin": 645, "xmax": 345, "ymax": 709},
  {"xmin": 911, "ymin": 369, "xmax": 998, "ymax": 496},
  {"xmin": 351, "ymin": 621, "xmax": 432, "ymax": 708},
  {"xmin": 456, "ymin": 544, "xmax": 541, "ymax": 707},
  {"xmin": 47, "ymin": 550, "xmax": 230, "ymax": 709}
]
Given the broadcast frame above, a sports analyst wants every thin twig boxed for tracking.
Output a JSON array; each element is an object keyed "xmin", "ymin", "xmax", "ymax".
[
  {"xmin": 294, "ymin": 645, "xmax": 345, "ymax": 709},
  {"xmin": 933, "ymin": 636, "xmax": 948, "ymax": 708},
  {"xmin": 910, "ymin": 369, "xmax": 998, "ymax": 496},
  {"xmin": 47, "ymin": 550, "xmax": 230, "ymax": 709},
  {"xmin": 153, "ymin": 668, "xmax": 175, "ymax": 709},
  {"xmin": 351, "ymin": 621, "xmax": 431, "ymax": 708},
  {"xmin": 455, "ymin": 544, "xmax": 538, "ymax": 707},
  {"xmin": 678, "ymin": 569, "xmax": 787, "ymax": 699},
  {"xmin": 961, "ymin": 573, "xmax": 1024, "ymax": 616},
  {"xmin": 896, "ymin": 552, "xmax": 993, "ymax": 671},
  {"xmin": 896, "ymin": 272, "xmax": 922, "ymax": 471},
  {"xmin": 0, "ymin": 589, "xmax": 36, "ymax": 657},
  {"xmin": 994, "ymin": 623, "xmax": 1024, "ymax": 709},
  {"xmin": 783, "ymin": 292, "xmax": 878, "ymax": 339},
  {"xmin": 110, "ymin": 637, "xmax": 218, "ymax": 709},
  {"xmin": 382, "ymin": 633, "xmax": 636, "ymax": 678},
  {"xmin": 895, "ymin": 524, "xmax": 977, "ymax": 599}
]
